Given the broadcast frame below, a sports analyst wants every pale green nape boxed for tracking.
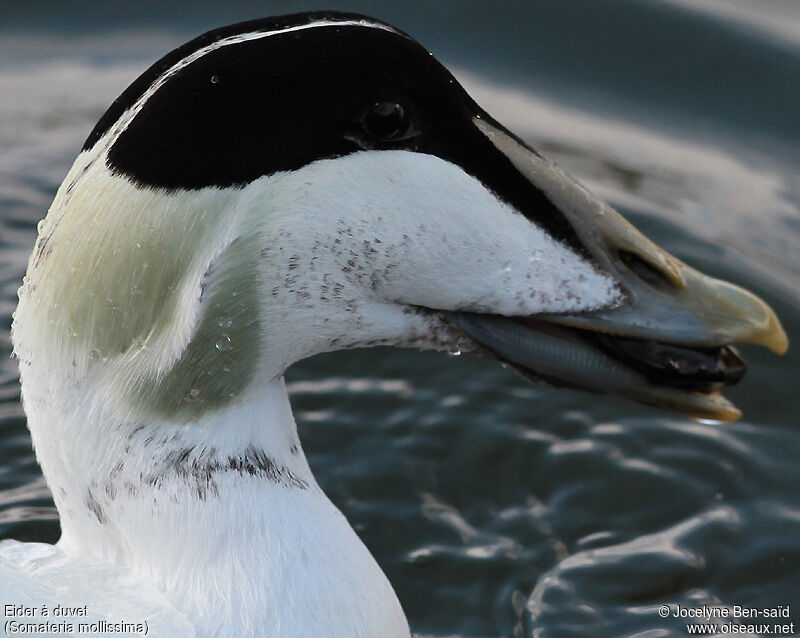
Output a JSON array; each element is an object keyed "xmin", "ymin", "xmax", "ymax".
[
  {"xmin": 25, "ymin": 169, "xmax": 260, "ymax": 421},
  {"xmin": 133, "ymin": 235, "xmax": 260, "ymax": 419}
]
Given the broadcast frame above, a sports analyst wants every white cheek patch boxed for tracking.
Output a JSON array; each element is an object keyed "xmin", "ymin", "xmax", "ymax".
[{"xmin": 260, "ymin": 150, "xmax": 622, "ymax": 318}]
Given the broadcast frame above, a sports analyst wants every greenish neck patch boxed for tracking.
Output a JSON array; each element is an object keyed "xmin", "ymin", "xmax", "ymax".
[
  {"xmin": 17, "ymin": 171, "xmax": 266, "ymax": 424},
  {"xmin": 131, "ymin": 234, "xmax": 261, "ymax": 420}
]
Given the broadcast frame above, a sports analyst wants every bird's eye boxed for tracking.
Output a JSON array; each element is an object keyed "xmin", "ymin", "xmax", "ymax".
[{"xmin": 362, "ymin": 102, "xmax": 416, "ymax": 141}]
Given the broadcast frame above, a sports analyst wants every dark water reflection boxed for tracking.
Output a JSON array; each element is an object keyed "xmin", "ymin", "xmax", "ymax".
[{"xmin": 1, "ymin": 2, "xmax": 798, "ymax": 636}]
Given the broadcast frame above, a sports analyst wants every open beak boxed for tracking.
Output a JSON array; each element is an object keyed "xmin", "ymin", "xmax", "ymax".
[{"xmin": 453, "ymin": 118, "xmax": 788, "ymax": 422}]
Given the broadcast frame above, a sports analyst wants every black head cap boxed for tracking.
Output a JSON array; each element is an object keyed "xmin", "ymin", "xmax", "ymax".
[{"xmin": 89, "ymin": 11, "xmax": 584, "ymax": 251}]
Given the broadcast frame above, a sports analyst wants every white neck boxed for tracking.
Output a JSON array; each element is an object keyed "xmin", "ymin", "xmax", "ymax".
[{"xmin": 22, "ymin": 377, "xmax": 409, "ymax": 637}]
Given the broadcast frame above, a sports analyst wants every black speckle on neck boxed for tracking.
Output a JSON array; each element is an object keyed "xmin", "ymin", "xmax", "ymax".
[
  {"xmin": 85, "ymin": 487, "xmax": 107, "ymax": 524},
  {"xmin": 107, "ymin": 443, "xmax": 309, "ymax": 502}
]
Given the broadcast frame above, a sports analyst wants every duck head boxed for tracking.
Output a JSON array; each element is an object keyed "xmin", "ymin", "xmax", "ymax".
[{"xmin": 16, "ymin": 11, "xmax": 787, "ymax": 426}]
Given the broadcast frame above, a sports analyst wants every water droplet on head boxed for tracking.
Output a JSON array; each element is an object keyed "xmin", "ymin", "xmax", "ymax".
[
  {"xmin": 447, "ymin": 347, "xmax": 462, "ymax": 357},
  {"xmin": 89, "ymin": 349, "xmax": 101, "ymax": 360},
  {"xmin": 210, "ymin": 75, "xmax": 219, "ymax": 84},
  {"xmin": 215, "ymin": 335, "xmax": 232, "ymax": 351},
  {"xmin": 184, "ymin": 388, "xmax": 201, "ymax": 403},
  {"xmin": 217, "ymin": 317, "xmax": 233, "ymax": 329}
]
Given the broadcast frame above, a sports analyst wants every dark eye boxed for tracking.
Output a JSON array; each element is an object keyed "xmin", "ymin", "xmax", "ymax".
[{"xmin": 362, "ymin": 102, "xmax": 416, "ymax": 141}]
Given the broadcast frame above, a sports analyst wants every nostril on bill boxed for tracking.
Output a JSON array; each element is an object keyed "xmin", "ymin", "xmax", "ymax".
[{"xmin": 618, "ymin": 250, "xmax": 681, "ymax": 291}]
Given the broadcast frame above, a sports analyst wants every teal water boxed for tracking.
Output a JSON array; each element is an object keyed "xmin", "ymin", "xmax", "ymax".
[{"xmin": 1, "ymin": 1, "xmax": 798, "ymax": 636}]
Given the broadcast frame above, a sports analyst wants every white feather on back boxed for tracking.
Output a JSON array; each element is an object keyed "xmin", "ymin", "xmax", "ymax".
[{"xmin": 0, "ymin": 540, "xmax": 195, "ymax": 636}]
